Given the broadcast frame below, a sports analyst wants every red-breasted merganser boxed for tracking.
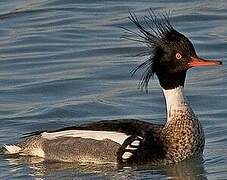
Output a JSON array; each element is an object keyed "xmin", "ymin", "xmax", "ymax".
[{"xmin": 4, "ymin": 11, "xmax": 222, "ymax": 165}]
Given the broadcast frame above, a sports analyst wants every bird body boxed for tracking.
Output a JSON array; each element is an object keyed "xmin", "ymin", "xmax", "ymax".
[{"xmin": 4, "ymin": 10, "xmax": 221, "ymax": 165}]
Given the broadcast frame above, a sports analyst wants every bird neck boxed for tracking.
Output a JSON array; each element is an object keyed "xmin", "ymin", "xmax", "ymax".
[
  {"xmin": 161, "ymin": 86, "xmax": 205, "ymax": 160},
  {"xmin": 162, "ymin": 86, "xmax": 191, "ymax": 122}
]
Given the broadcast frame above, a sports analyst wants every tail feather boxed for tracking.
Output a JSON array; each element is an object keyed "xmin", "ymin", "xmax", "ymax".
[{"xmin": 3, "ymin": 145, "xmax": 21, "ymax": 154}]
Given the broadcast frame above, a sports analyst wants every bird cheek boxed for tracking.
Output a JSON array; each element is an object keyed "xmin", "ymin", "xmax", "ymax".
[{"xmin": 175, "ymin": 62, "xmax": 188, "ymax": 72}]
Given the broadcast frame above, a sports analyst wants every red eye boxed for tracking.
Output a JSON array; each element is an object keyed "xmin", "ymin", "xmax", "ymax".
[{"xmin": 176, "ymin": 53, "xmax": 182, "ymax": 60}]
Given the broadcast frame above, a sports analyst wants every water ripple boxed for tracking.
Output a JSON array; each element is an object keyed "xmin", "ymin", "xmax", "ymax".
[{"xmin": 0, "ymin": 0, "xmax": 227, "ymax": 179}]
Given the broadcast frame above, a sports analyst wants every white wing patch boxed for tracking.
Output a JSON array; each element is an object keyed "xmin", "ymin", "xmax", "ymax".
[
  {"xmin": 121, "ymin": 136, "xmax": 143, "ymax": 162},
  {"xmin": 131, "ymin": 140, "xmax": 140, "ymax": 146},
  {"xmin": 125, "ymin": 145, "xmax": 137, "ymax": 150},
  {"xmin": 122, "ymin": 152, "xmax": 133, "ymax": 160},
  {"xmin": 41, "ymin": 130, "xmax": 130, "ymax": 145}
]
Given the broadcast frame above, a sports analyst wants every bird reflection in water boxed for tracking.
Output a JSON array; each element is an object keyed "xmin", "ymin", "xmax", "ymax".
[{"xmin": 4, "ymin": 155, "xmax": 207, "ymax": 179}]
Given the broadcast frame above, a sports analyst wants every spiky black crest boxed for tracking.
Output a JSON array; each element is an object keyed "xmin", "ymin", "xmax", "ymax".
[{"xmin": 124, "ymin": 10, "xmax": 184, "ymax": 91}]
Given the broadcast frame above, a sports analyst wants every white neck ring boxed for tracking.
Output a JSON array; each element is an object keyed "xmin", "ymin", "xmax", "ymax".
[{"xmin": 162, "ymin": 86, "xmax": 189, "ymax": 122}]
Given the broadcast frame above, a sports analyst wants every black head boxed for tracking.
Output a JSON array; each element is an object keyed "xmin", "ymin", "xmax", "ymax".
[{"xmin": 125, "ymin": 10, "xmax": 222, "ymax": 90}]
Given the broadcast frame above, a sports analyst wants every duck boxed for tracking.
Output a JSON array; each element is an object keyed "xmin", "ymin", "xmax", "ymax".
[{"xmin": 4, "ymin": 10, "xmax": 222, "ymax": 165}]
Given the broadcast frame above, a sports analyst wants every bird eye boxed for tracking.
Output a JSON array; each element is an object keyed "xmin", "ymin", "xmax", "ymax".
[{"xmin": 175, "ymin": 53, "xmax": 182, "ymax": 60}]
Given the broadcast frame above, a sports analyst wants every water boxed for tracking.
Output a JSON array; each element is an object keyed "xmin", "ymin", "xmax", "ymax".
[{"xmin": 0, "ymin": 0, "xmax": 227, "ymax": 179}]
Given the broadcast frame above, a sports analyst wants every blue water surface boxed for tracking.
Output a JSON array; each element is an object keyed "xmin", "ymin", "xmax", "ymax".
[{"xmin": 0, "ymin": 0, "xmax": 227, "ymax": 179}]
